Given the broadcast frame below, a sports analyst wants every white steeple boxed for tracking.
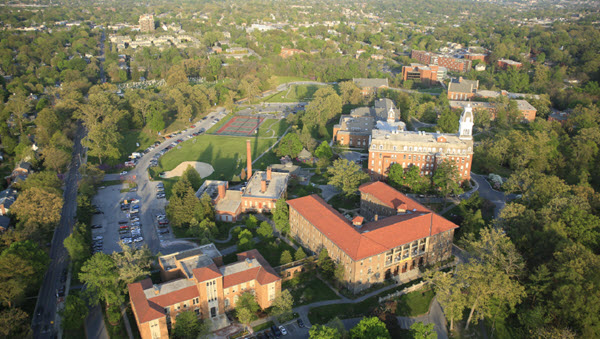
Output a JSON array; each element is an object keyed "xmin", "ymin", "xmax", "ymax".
[
  {"xmin": 387, "ymin": 107, "xmax": 396, "ymax": 123},
  {"xmin": 459, "ymin": 104, "xmax": 474, "ymax": 140}
]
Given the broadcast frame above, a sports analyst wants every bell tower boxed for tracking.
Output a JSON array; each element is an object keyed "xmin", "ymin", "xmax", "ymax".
[{"xmin": 459, "ymin": 104, "xmax": 474, "ymax": 140}]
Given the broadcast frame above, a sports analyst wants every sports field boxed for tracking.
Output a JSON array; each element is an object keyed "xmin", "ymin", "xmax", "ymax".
[{"xmin": 216, "ymin": 116, "xmax": 265, "ymax": 136}]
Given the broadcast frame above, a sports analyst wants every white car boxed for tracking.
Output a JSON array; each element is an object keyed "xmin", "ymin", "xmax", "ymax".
[
  {"xmin": 133, "ymin": 237, "xmax": 143, "ymax": 243},
  {"xmin": 120, "ymin": 171, "xmax": 128, "ymax": 176},
  {"xmin": 93, "ymin": 236, "xmax": 103, "ymax": 241},
  {"xmin": 122, "ymin": 238, "xmax": 132, "ymax": 244},
  {"xmin": 279, "ymin": 326, "xmax": 287, "ymax": 336}
]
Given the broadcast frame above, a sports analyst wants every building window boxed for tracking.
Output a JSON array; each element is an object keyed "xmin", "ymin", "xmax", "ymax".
[
  {"xmin": 224, "ymin": 298, "xmax": 230, "ymax": 308},
  {"xmin": 379, "ymin": 145, "xmax": 383, "ymax": 150}
]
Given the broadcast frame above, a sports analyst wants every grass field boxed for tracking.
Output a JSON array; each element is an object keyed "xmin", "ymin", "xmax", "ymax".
[
  {"xmin": 156, "ymin": 135, "xmax": 277, "ymax": 182},
  {"xmin": 256, "ymin": 119, "xmax": 289, "ymax": 138},
  {"xmin": 396, "ymin": 289, "xmax": 435, "ymax": 316},
  {"xmin": 264, "ymin": 84, "xmax": 324, "ymax": 103},
  {"xmin": 285, "ymin": 275, "xmax": 341, "ymax": 306}
]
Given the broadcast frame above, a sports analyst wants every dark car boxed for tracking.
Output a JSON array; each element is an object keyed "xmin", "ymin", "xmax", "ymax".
[
  {"xmin": 93, "ymin": 210, "xmax": 104, "ymax": 214},
  {"xmin": 271, "ymin": 325, "xmax": 282, "ymax": 337},
  {"xmin": 159, "ymin": 229, "xmax": 170, "ymax": 234},
  {"xmin": 91, "ymin": 224, "xmax": 102, "ymax": 229},
  {"xmin": 297, "ymin": 318, "xmax": 304, "ymax": 328},
  {"xmin": 264, "ymin": 330, "xmax": 274, "ymax": 339}
]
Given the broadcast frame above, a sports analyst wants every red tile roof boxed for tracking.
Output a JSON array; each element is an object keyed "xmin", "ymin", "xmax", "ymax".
[
  {"xmin": 193, "ymin": 263, "xmax": 222, "ymax": 282},
  {"xmin": 128, "ymin": 279, "xmax": 165, "ymax": 323},
  {"xmin": 148, "ymin": 285, "xmax": 200, "ymax": 308},
  {"xmin": 352, "ymin": 216, "xmax": 364, "ymax": 225},
  {"xmin": 287, "ymin": 183, "xmax": 458, "ymax": 261},
  {"xmin": 222, "ymin": 250, "xmax": 281, "ymax": 288},
  {"xmin": 223, "ymin": 267, "xmax": 261, "ymax": 288},
  {"xmin": 359, "ymin": 181, "xmax": 427, "ymax": 212}
]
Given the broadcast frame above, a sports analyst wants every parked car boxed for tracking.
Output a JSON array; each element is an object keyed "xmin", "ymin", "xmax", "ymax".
[
  {"xmin": 118, "ymin": 220, "xmax": 129, "ymax": 225},
  {"xmin": 91, "ymin": 224, "xmax": 102, "ymax": 229},
  {"xmin": 297, "ymin": 319, "xmax": 304, "ymax": 328},
  {"xmin": 133, "ymin": 237, "xmax": 143, "ymax": 243},
  {"xmin": 93, "ymin": 236, "xmax": 103, "ymax": 241},
  {"xmin": 93, "ymin": 210, "xmax": 104, "ymax": 215},
  {"xmin": 129, "ymin": 187, "xmax": 138, "ymax": 192},
  {"xmin": 159, "ymin": 229, "xmax": 170, "ymax": 234},
  {"xmin": 278, "ymin": 326, "xmax": 287, "ymax": 336},
  {"xmin": 157, "ymin": 193, "xmax": 166, "ymax": 199},
  {"xmin": 271, "ymin": 325, "xmax": 281, "ymax": 337},
  {"xmin": 120, "ymin": 171, "xmax": 128, "ymax": 175}
]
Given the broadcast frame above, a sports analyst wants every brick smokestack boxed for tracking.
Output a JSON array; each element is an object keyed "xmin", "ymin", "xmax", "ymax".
[
  {"xmin": 217, "ymin": 183, "xmax": 226, "ymax": 201},
  {"xmin": 246, "ymin": 139, "xmax": 252, "ymax": 179},
  {"xmin": 267, "ymin": 166, "xmax": 272, "ymax": 181}
]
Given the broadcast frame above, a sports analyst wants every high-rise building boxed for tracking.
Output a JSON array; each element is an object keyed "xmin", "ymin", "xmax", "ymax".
[{"xmin": 139, "ymin": 14, "xmax": 155, "ymax": 33}]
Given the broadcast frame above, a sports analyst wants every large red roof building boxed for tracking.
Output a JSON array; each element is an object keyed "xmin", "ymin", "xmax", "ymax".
[
  {"xmin": 287, "ymin": 182, "xmax": 457, "ymax": 293},
  {"xmin": 128, "ymin": 245, "xmax": 281, "ymax": 339}
]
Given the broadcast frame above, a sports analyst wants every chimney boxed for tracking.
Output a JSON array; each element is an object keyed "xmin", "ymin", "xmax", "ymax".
[
  {"xmin": 246, "ymin": 139, "xmax": 252, "ymax": 179},
  {"xmin": 217, "ymin": 183, "xmax": 226, "ymax": 201},
  {"xmin": 352, "ymin": 216, "xmax": 364, "ymax": 228},
  {"xmin": 261, "ymin": 180, "xmax": 267, "ymax": 193},
  {"xmin": 458, "ymin": 76, "xmax": 463, "ymax": 82},
  {"xmin": 153, "ymin": 285, "xmax": 160, "ymax": 295},
  {"xmin": 374, "ymin": 214, "xmax": 379, "ymax": 221},
  {"xmin": 245, "ymin": 258, "xmax": 253, "ymax": 267},
  {"xmin": 267, "ymin": 166, "xmax": 272, "ymax": 181}
]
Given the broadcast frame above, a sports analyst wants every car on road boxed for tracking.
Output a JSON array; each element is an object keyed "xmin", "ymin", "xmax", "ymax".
[
  {"xmin": 93, "ymin": 210, "xmax": 104, "ymax": 214},
  {"xmin": 279, "ymin": 326, "xmax": 287, "ymax": 336},
  {"xmin": 120, "ymin": 171, "xmax": 128, "ymax": 175},
  {"xmin": 297, "ymin": 319, "xmax": 304, "ymax": 328},
  {"xmin": 159, "ymin": 229, "xmax": 170, "ymax": 234},
  {"xmin": 91, "ymin": 224, "xmax": 102, "ymax": 229},
  {"xmin": 129, "ymin": 187, "xmax": 137, "ymax": 192}
]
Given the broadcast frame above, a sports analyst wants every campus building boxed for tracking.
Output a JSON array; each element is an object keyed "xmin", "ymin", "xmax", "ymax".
[
  {"xmin": 447, "ymin": 77, "xmax": 479, "ymax": 101},
  {"xmin": 401, "ymin": 63, "xmax": 446, "ymax": 85},
  {"xmin": 287, "ymin": 181, "xmax": 457, "ymax": 293},
  {"xmin": 411, "ymin": 50, "xmax": 472, "ymax": 73},
  {"xmin": 195, "ymin": 140, "xmax": 289, "ymax": 222},
  {"xmin": 497, "ymin": 59, "xmax": 523, "ymax": 69},
  {"xmin": 139, "ymin": 14, "xmax": 155, "ymax": 33},
  {"xmin": 367, "ymin": 105, "xmax": 474, "ymax": 181},
  {"xmin": 353, "ymin": 78, "xmax": 389, "ymax": 96},
  {"xmin": 333, "ymin": 98, "xmax": 406, "ymax": 148},
  {"xmin": 449, "ymin": 99, "xmax": 537, "ymax": 122},
  {"xmin": 129, "ymin": 245, "xmax": 281, "ymax": 339}
]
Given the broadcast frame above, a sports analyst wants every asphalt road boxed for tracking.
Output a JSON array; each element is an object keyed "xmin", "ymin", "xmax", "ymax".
[{"xmin": 32, "ymin": 123, "xmax": 86, "ymax": 338}]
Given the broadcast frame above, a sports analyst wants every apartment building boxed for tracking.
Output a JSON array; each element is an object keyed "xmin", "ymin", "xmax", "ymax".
[
  {"xmin": 287, "ymin": 181, "xmax": 457, "ymax": 293},
  {"xmin": 139, "ymin": 14, "xmax": 155, "ymax": 33},
  {"xmin": 497, "ymin": 59, "xmax": 523, "ymax": 69},
  {"xmin": 368, "ymin": 105, "xmax": 474, "ymax": 181},
  {"xmin": 411, "ymin": 50, "xmax": 472, "ymax": 73},
  {"xmin": 129, "ymin": 245, "xmax": 281, "ymax": 339},
  {"xmin": 447, "ymin": 77, "xmax": 479, "ymax": 101},
  {"xmin": 401, "ymin": 63, "xmax": 446, "ymax": 85}
]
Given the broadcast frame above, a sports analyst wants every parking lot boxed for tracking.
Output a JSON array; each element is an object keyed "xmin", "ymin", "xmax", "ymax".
[
  {"xmin": 91, "ymin": 181, "xmax": 173, "ymax": 254},
  {"xmin": 254, "ymin": 320, "xmax": 309, "ymax": 339}
]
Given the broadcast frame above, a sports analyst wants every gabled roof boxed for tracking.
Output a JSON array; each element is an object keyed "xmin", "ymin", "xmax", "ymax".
[
  {"xmin": 221, "ymin": 250, "xmax": 281, "ymax": 288},
  {"xmin": 192, "ymin": 263, "xmax": 222, "ymax": 282},
  {"xmin": 448, "ymin": 78, "xmax": 478, "ymax": 94},
  {"xmin": 287, "ymin": 183, "xmax": 459, "ymax": 261},
  {"xmin": 128, "ymin": 279, "xmax": 165, "ymax": 324}
]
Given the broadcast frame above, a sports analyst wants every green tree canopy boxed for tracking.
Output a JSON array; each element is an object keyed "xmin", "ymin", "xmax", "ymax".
[
  {"xmin": 310, "ymin": 324, "xmax": 342, "ymax": 339},
  {"xmin": 350, "ymin": 316, "xmax": 391, "ymax": 339},
  {"xmin": 327, "ymin": 159, "xmax": 369, "ymax": 197},
  {"xmin": 277, "ymin": 132, "xmax": 304, "ymax": 158},
  {"xmin": 171, "ymin": 310, "xmax": 209, "ymax": 339}
]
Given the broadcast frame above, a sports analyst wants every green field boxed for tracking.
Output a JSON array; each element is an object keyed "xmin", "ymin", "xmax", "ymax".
[
  {"xmin": 156, "ymin": 135, "xmax": 277, "ymax": 181},
  {"xmin": 256, "ymin": 119, "xmax": 289, "ymax": 138},
  {"xmin": 264, "ymin": 84, "xmax": 324, "ymax": 103}
]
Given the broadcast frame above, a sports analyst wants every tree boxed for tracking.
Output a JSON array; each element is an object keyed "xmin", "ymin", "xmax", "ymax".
[
  {"xmin": 0, "ymin": 253, "xmax": 35, "ymax": 307},
  {"xmin": 280, "ymin": 250, "xmax": 293, "ymax": 265},
  {"xmin": 310, "ymin": 324, "xmax": 342, "ymax": 339},
  {"xmin": 437, "ymin": 110, "xmax": 460, "ymax": 133},
  {"xmin": 388, "ymin": 164, "xmax": 430, "ymax": 194},
  {"xmin": 235, "ymin": 292, "xmax": 260, "ymax": 326},
  {"xmin": 60, "ymin": 293, "xmax": 89, "ymax": 331},
  {"xmin": 303, "ymin": 87, "xmax": 342, "ymax": 134},
  {"xmin": 327, "ymin": 159, "xmax": 369, "ymax": 197},
  {"xmin": 425, "ymin": 271, "xmax": 465, "ymax": 331},
  {"xmin": 257, "ymin": 221, "xmax": 273, "ymax": 239},
  {"xmin": 295, "ymin": 247, "xmax": 307, "ymax": 261},
  {"xmin": 273, "ymin": 198, "xmax": 290, "ymax": 234},
  {"xmin": 182, "ymin": 165, "xmax": 202, "ymax": 191},
  {"xmin": 271, "ymin": 290, "xmax": 294, "ymax": 321},
  {"xmin": 79, "ymin": 253, "xmax": 122, "ymax": 308},
  {"xmin": 237, "ymin": 229, "xmax": 255, "ymax": 252},
  {"xmin": 409, "ymin": 322, "xmax": 437, "ymax": 339},
  {"xmin": 42, "ymin": 146, "xmax": 71, "ymax": 173},
  {"xmin": 432, "ymin": 160, "xmax": 463, "ymax": 200},
  {"xmin": 462, "ymin": 227, "xmax": 525, "ymax": 277},
  {"xmin": 245, "ymin": 215, "xmax": 258, "ymax": 230},
  {"xmin": 339, "ymin": 81, "xmax": 362, "ymax": 105},
  {"xmin": 350, "ymin": 316, "xmax": 391, "ymax": 339},
  {"xmin": 166, "ymin": 177, "xmax": 200, "ymax": 229},
  {"xmin": 0, "ymin": 308, "xmax": 31, "ymax": 338},
  {"xmin": 334, "ymin": 264, "xmax": 345, "ymax": 285},
  {"xmin": 15, "ymin": 171, "xmax": 63, "ymax": 195},
  {"xmin": 277, "ymin": 133, "xmax": 303, "ymax": 158},
  {"xmin": 171, "ymin": 310, "xmax": 209, "ymax": 339},
  {"xmin": 64, "ymin": 223, "xmax": 90, "ymax": 269},
  {"xmin": 111, "ymin": 243, "xmax": 153, "ymax": 289},
  {"xmin": 11, "ymin": 187, "xmax": 63, "ymax": 235},
  {"xmin": 315, "ymin": 141, "xmax": 334, "ymax": 167}
]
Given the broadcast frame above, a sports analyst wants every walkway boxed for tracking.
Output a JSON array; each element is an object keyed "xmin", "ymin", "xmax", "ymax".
[
  {"xmin": 470, "ymin": 173, "xmax": 517, "ymax": 218},
  {"xmin": 84, "ymin": 305, "xmax": 109, "ymax": 339}
]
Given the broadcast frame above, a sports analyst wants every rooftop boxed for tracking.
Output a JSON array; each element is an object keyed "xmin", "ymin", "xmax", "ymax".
[
  {"xmin": 337, "ymin": 116, "xmax": 375, "ymax": 134},
  {"xmin": 196, "ymin": 180, "xmax": 228, "ymax": 200},
  {"xmin": 448, "ymin": 77, "xmax": 479, "ymax": 94},
  {"xmin": 498, "ymin": 59, "xmax": 522, "ymax": 65},
  {"xmin": 449, "ymin": 100, "xmax": 495, "ymax": 110},
  {"xmin": 159, "ymin": 244, "xmax": 222, "ymax": 278},
  {"xmin": 287, "ymin": 185, "xmax": 458, "ymax": 261},
  {"xmin": 143, "ymin": 279, "xmax": 196, "ymax": 300},
  {"xmin": 216, "ymin": 190, "xmax": 242, "ymax": 214},
  {"xmin": 515, "ymin": 100, "xmax": 537, "ymax": 112},
  {"xmin": 243, "ymin": 170, "xmax": 289, "ymax": 199},
  {"xmin": 370, "ymin": 129, "xmax": 472, "ymax": 148}
]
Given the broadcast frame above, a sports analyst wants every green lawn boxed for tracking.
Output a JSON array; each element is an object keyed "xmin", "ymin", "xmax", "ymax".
[
  {"xmin": 285, "ymin": 275, "xmax": 341, "ymax": 306},
  {"xmin": 206, "ymin": 112, "xmax": 236, "ymax": 134},
  {"xmin": 254, "ymin": 150, "xmax": 280, "ymax": 171},
  {"xmin": 155, "ymin": 135, "xmax": 277, "ymax": 182},
  {"xmin": 256, "ymin": 119, "xmax": 289, "ymax": 138},
  {"xmin": 310, "ymin": 172, "xmax": 329, "ymax": 185},
  {"xmin": 396, "ymin": 289, "xmax": 435, "ymax": 316},
  {"xmin": 120, "ymin": 129, "xmax": 159, "ymax": 161},
  {"xmin": 264, "ymin": 84, "xmax": 324, "ymax": 103},
  {"xmin": 253, "ymin": 321, "xmax": 275, "ymax": 332},
  {"xmin": 252, "ymin": 238, "xmax": 297, "ymax": 267},
  {"xmin": 328, "ymin": 193, "xmax": 361, "ymax": 211}
]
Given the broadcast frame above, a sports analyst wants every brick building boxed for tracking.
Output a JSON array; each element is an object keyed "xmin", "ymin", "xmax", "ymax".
[
  {"xmin": 139, "ymin": 14, "xmax": 155, "ymax": 33},
  {"xmin": 333, "ymin": 98, "xmax": 405, "ymax": 148},
  {"xmin": 497, "ymin": 59, "xmax": 523, "ymax": 69},
  {"xmin": 196, "ymin": 140, "xmax": 289, "ymax": 222},
  {"xmin": 401, "ymin": 63, "xmax": 446, "ymax": 85},
  {"xmin": 279, "ymin": 48, "xmax": 306, "ymax": 58},
  {"xmin": 447, "ymin": 77, "xmax": 479, "ymax": 100},
  {"xmin": 287, "ymin": 181, "xmax": 457, "ymax": 293},
  {"xmin": 129, "ymin": 246, "xmax": 281, "ymax": 339},
  {"xmin": 449, "ymin": 99, "xmax": 536, "ymax": 122},
  {"xmin": 411, "ymin": 50, "xmax": 472, "ymax": 73},
  {"xmin": 353, "ymin": 78, "xmax": 389, "ymax": 96},
  {"xmin": 368, "ymin": 105, "xmax": 474, "ymax": 181}
]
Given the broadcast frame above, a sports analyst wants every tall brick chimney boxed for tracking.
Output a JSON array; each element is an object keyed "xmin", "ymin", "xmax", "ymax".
[
  {"xmin": 217, "ymin": 183, "xmax": 226, "ymax": 201},
  {"xmin": 246, "ymin": 139, "xmax": 252, "ymax": 179},
  {"xmin": 267, "ymin": 166, "xmax": 272, "ymax": 181}
]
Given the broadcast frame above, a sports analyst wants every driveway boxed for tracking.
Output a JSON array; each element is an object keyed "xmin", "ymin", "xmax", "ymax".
[{"xmin": 470, "ymin": 174, "xmax": 517, "ymax": 218}]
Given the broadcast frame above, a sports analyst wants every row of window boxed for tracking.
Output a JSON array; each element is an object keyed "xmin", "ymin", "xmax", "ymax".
[
  {"xmin": 371, "ymin": 145, "xmax": 472, "ymax": 154},
  {"xmin": 224, "ymin": 281, "xmax": 255, "ymax": 295}
]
